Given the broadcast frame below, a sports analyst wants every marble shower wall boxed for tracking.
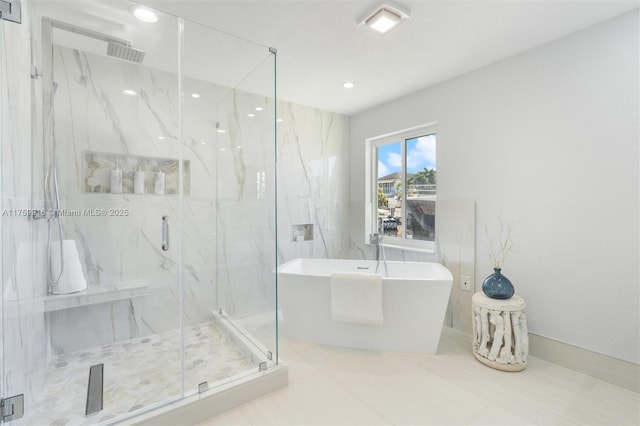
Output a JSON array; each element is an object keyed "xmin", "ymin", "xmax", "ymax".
[
  {"xmin": 50, "ymin": 45, "xmax": 178, "ymax": 353},
  {"xmin": 276, "ymin": 102, "xmax": 350, "ymax": 264},
  {"xmin": 48, "ymin": 44, "xmax": 349, "ymax": 353}
]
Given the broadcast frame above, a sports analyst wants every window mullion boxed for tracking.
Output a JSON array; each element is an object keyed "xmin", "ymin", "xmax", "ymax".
[
  {"xmin": 373, "ymin": 142, "xmax": 379, "ymax": 235},
  {"xmin": 401, "ymin": 138, "xmax": 407, "ymax": 239}
]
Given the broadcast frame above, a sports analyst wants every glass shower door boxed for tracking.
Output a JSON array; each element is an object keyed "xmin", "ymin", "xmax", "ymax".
[
  {"xmin": 0, "ymin": 1, "xmax": 186, "ymax": 423},
  {"xmin": 1, "ymin": 7, "xmax": 49, "ymax": 425},
  {"xmin": 2, "ymin": 1, "xmax": 282, "ymax": 423},
  {"xmin": 45, "ymin": 4, "xmax": 184, "ymax": 424},
  {"xmin": 180, "ymin": 17, "xmax": 279, "ymax": 396}
]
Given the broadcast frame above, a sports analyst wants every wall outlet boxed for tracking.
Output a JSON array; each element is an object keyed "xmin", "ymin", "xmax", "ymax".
[{"xmin": 460, "ymin": 275, "xmax": 472, "ymax": 292}]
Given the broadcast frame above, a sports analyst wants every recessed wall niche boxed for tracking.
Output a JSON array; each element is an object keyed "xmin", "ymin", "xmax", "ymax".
[{"xmin": 84, "ymin": 152, "xmax": 191, "ymax": 195}]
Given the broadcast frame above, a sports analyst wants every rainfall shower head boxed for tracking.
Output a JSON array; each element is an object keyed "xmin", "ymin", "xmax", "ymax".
[
  {"xmin": 106, "ymin": 43, "xmax": 145, "ymax": 64},
  {"xmin": 45, "ymin": 18, "xmax": 146, "ymax": 64}
]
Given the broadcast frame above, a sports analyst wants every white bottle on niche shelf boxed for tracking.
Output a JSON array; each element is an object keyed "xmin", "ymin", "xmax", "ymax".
[
  {"xmin": 154, "ymin": 168, "xmax": 165, "ymax": 195},
  {"xmin": 110, "ymin": 163, "xmax": 123, "ymax": 194},
  {"xmin": 134, "ymin": 166, "xmax": 145, "ymax": 194}
]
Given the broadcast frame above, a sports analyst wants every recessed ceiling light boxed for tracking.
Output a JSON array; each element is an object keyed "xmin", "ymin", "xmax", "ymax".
[
  {"xmin": 342, "ymin": 82, "xmax": 355, "ymax": 89},
  {"xmin": 255, "ymin": 107, "xmax": 264, "ymax": 111},
  {"xmin": 132, "ymin": 6, "xmax": 158, "ymax": 23},
  {"xmin": 191, "ymin": 93, "xmax": 200, "ymax": 98},
  {"xmin": 217, "ymin": 129, "xmax": 226, "ymax": 133},
  {"xmin": 276, "ymin": 118, "xmax": 284, "ymax": 123},
  {"xmin": 359, "ymin": 3, "xmax": 410, "ymax": 35},
  {"xmin": 367, "ymin": 9, "xmax": 400, "ymax": 33},
  {"xmin": 123, "ymin": 89, "xmax": 137, "ymax": 96},
  {"xmin": 248, "ymin": 113, "xmax": 255, "ymax": 118}
]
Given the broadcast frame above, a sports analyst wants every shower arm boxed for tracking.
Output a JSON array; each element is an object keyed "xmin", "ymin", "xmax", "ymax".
[
  {"xmin": 39, "ymin": 16, "xmax": 142, "ymax": 136},
  {"xmin": 43, "ymin": 18, "xmax": 132, "ymax": 48}
]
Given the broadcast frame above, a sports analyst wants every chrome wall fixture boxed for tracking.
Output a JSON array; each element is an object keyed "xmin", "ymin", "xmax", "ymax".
[{"xmin": 0, "ymin": 0, "xmax": 21, "ymax": 23}]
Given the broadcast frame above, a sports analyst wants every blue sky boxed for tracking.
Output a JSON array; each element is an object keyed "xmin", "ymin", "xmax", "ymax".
[{"xmin": 377, "ymin": 134, "xmax": 436, "ymax": 178}]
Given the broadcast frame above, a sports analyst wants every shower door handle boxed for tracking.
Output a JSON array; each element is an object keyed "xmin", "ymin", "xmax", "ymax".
[{"xmin": 161, "ymin": 216, "xmax": 169, "ymax": 251}]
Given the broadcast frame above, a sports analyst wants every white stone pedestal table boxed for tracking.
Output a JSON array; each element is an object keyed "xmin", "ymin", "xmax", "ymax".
[{"xmin": 472, "ymin": 292, "xmax": 528, "ymax": 371}]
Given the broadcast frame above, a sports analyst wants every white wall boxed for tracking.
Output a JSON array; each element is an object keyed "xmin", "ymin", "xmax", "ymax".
[{"xmin": 349, "ymin": 11, "xmax": 639, "ymax": 364}]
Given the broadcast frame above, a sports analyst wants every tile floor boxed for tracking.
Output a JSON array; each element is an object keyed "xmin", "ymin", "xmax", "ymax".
[
  {"xmin": 18, "ymin": 321, "xmax": 253, "ymax": 425},
  {"xmin": 198, "ymin": 322, "xmax": 640, "ymax": 425}
]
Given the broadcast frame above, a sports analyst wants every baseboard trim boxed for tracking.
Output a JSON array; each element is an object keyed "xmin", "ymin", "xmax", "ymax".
[{"xmin": 529, "ymin": 333, "xmax": 639, "ymax": 392}]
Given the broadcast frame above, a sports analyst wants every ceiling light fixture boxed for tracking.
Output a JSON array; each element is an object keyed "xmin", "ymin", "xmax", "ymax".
[
  {"xmin": 255, "ymin": 107, "xmax": 264, "ymax": 111},
  {"xmin": 342, "ymin": 82, "xmax": 355, "ymax": 89},
  {"xmin": 132, "ymin": 6, "xmax": 158, "ymax": 23},
  {"xmin": 358, "ymin": 3, "xmax": 410, "ymax": 35},
  {"xmin": 123, "ymin": 89, "xmax": 137, "ymax": 96},
  {"xmin": 191, "ymin": 93, "xmax": 200, "ymax": 98}
]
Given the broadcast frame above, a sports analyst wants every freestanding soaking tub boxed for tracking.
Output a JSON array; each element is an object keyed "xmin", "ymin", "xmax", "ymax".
[{"xmin": 278, "ymin": 258, "xmax": 453, "ymax": 353}]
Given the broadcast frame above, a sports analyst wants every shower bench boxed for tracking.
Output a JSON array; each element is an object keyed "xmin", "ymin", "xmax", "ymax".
[{"xmin": 43, "ymin": 279, "xmax": 149, "ymax": 312}]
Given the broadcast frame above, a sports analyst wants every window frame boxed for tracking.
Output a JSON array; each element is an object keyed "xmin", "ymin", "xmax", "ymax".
[{"xmin": 365, "ymin": 123, "xmax": 437, "ymax": 252}]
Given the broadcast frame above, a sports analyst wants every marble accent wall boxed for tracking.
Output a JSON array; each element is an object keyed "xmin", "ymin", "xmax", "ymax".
[
  {"xmin": 46, "ymin": 44, "xmax": 349, "ymax": 354},
  {"xmin": 48, "ymin": 45, "xmax": 185, "ymax": 353},
  {"xmin": 276, "ymin": 102, "xmax": 350, "ymax": 263}
]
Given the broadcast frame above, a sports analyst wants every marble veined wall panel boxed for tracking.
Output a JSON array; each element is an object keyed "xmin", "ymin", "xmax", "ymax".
[
  {"xmin": 53, "ymin": 46, "xmax": 182, "ymax": 195},
  {"xmin": 213, "ymin": 88, "xmax": 276, "ymax": 318},
  {"xmin": 276, "ymin": 101, "xmax": 350, "ymax": 264},
  {"xmin": 47, "ymin": 44, "xmax": 349, "ymax": 350}
]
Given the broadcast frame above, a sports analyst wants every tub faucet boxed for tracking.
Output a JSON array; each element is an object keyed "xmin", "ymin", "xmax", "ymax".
[
  {"xmin": 370, "ymin": 233, "xmax": 388, "ymax": 276},
  {"xmin": 370, "ymin": 233, "xmax": 381, "ymax": 261}
]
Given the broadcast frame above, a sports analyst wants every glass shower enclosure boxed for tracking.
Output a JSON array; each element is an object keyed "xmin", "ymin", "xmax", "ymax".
[{"xmin": 1, "ymin": 0, "xmax": 282, "ymax": 424}]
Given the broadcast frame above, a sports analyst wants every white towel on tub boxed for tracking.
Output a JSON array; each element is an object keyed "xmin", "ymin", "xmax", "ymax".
[{"xmin": 330, "ymin": 272, "xmax": 383, "ymax": 325}]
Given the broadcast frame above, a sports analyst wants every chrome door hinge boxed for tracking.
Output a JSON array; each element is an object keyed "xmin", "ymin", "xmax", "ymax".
[
  {"xmin": 0, "ymin": 0, "xmax": 22, "ymax": 24},
  {"xmin": 1, "ymin": 394, "xmax": 24, "ymax": 422}
]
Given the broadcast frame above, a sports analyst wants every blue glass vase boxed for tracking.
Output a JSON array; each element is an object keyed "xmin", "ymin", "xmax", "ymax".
[{"xmin": 482, "ymin": 268, "xmax": 514, "ymax": 299}]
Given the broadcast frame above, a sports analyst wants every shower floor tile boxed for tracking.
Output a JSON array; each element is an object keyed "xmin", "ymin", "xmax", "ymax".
[{"xmin": 19, "ymin": 321, "xmax": 253, "ymax": 425}]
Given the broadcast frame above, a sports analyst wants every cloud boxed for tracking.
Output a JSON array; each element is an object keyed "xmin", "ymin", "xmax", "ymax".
[
  {"xmin": 377, "ymin": 161, "xmax": 389, "ymax": 178},
  {"xmin": 387, "ymin": 152, "xmax": 402, "ymax": 168},
  {"xmin": 406, "ymin": 135, "xmax": 436, "ymax": 171}
]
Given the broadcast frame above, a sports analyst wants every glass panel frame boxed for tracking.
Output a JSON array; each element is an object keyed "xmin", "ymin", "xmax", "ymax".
[
  {"xmin": 180, "ymin": 12, "xmax": 279, "ymax": 397},
  {"xmin": 2, "ymin": 1, "xmax": 280, "ymax": 423},
  {"xmin": 22, "ymin": 2, "xmax": 186, "ymax": 423}
]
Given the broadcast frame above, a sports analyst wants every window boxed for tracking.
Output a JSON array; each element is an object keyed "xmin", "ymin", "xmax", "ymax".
[{"xmin": 367, "ymin": 125, "xmax": 437, "ymax": 250}]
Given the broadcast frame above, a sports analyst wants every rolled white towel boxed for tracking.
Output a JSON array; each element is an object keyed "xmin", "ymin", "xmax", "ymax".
[{"xmin": 50, "ymin": 240, "xmax": 88, "ymax": 295}]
